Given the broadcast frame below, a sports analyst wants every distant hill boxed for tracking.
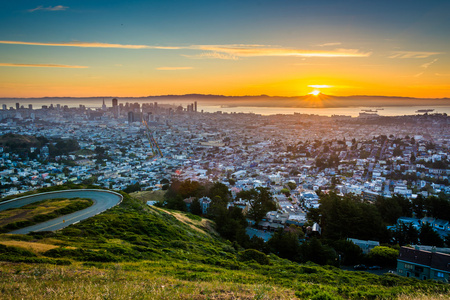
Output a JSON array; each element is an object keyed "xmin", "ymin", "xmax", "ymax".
[{"xmin": 2, "ymin": 94, "xmax": 449, "ymax": 108}]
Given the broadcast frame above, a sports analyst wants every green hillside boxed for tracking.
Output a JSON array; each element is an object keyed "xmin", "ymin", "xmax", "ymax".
[{"xmin": 0, "ymin": 191, "xmax": 448, "ymax": 299}]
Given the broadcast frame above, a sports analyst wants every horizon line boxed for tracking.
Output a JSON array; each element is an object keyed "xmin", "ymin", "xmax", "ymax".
[{"xmin": 0, "ymin": 93, "xmax": 449, "ymax": 100}]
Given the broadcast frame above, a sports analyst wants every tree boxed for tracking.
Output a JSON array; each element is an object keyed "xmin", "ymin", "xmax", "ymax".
[
  {"xmin": 392, "ymin": 194, "xmax": 412, "ymax": 218},
  {"xmin": 424, "ymin": 196, "xmax": 450, "ymax": 221},
  {"xmin": 375, "ymin": 196, "xmax": 402, "ymax": 224},
  {"xmin": 179, "ymin": 180, "xmax": 203, "ymax": 198},
  {"xmin": 412, "ymin": 195, "xmax": 425, "ymax": 219},
  {"xmin": 280, "ymin": 188, "xmax": 290, "ymax": 196},
  {"xmin": 208, "ymin": 182, "xmax": 231, "ymax": 202},
  {"xmin": 368, "ymin": 246, "xmax": 399, "ymax": 267},
  {"xmin": 313, "ymin": 192, "xmax": 387, "ymax": 242},
  {"xmin": 391, "ymin": 223, "xmax": 419, "ymax": 246},
  {"xmin": 287, "ymin": 182, "xmax": 297, "ymax": 190},
  {"xmin": 190, "ymin": 198, "xmax": 202, "ymax": 216},
  {"xmin": 123, "ymin": 182, "xmax": 141, "ymax": 193},
  {"xmin": 331, "ymin": 239, "xmax": 363, "ymax": 266},
  {"xmin": 49, "ymin": 138, "xmax": 80, "ymax": 157},
  {"xmin": 267, "ymin": 228, "xmax": 302, "ymax": 262},
  {"xmin": 393, "ymin": 147, "xmax": 402, "ymax": 156},
  {"xmin": 245, "ymin": 187, "xmax": 277, "ymax": 223},
  {"xmin": 300, "ymin": 237, "xmax": 337, "ymax": 266},
  {"xmin": 419, "ymin": 223, "xmax": 444, "ymax": 247},
  {"xmin": 62, "ymin": 167, "xmax": 70, "ymax": 176}
]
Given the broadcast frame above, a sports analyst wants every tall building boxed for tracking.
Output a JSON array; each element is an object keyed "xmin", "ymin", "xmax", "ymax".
[
  {"xmin": 128, "ymin": 111, "xmax": 134, "ymax": 124},
  {"xmin": 194, "ymin": 101, "xmax": 197, "ymax": 112},
  {"xmin": 112, "ymin": 98, "xmax": 119, "ymax": 118},
  {"xmin": 102, "ymin": 98, "xmax": 107, "ymax": 111},
  {"xmin": 15, "ymin": 103, "xmax": 19, "ymax": 110},
  {"xmin": 28, "ymin": 104, "xmax": 33, "ymax": 110}
]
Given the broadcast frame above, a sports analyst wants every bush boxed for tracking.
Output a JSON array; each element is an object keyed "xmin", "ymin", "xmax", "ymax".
[
  {"xmin": 0, "ymin": 243, "xmax": 36, "ymax": 257},
  {"xmin": 368, "ymin": 246, "xmax": 399, "ymax": 267},
  {"xmin": 238, "ymin": 249, "xmax": 270, "ymax": 265}
]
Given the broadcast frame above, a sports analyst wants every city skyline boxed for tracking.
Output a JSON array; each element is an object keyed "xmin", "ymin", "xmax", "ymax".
[{"xmin": 1, "ymin": 1, "xmax": 449, "ymax": 98}]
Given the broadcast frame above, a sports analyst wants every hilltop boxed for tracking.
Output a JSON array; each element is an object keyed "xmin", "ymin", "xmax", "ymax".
[{"xmin": 0, "ymin": 191, "xmax": 449, "ymax": 299}]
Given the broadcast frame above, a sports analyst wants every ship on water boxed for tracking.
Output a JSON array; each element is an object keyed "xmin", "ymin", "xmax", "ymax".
[{"xmin": 416, "ymin": 109, "xmax": 434, "ymax": 114}]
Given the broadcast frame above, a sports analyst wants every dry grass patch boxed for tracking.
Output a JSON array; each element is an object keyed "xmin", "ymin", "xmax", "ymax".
[
  {"xmin": 398, "ymin": 295, "xmax": 450, "ymax": 300},
  {"xmin": 0, "ymin": 240, "xmax": 59, "ymax": 253},
  {"xmin": 131, "ymin": 190, "xmax": 166, "ymax": 203},
  {"xmin": 0, "ymin": 262, "xmax": 298, "ymax": 300},
  {"xmin": 152, "ymin": 206, "xmax": 217, "ymax": 236}
]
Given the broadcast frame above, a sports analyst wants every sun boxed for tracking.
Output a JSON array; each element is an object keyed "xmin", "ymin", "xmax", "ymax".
[{"xmin": 309, "ymin": 90, "xmax": 320, "ymax": 96}]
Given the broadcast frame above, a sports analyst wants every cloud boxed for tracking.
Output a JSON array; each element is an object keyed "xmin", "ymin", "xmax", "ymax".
[
  {"xmin": 0, "ymin": 40, "xmax": 181, "ymax": 50},
  {"xmin": 435, "ymin": 73, "xmax": 450, "ymax": 76},
  {"xmin": 0, "ymin": 40, "xmax": 371, "ymax": 58},
  {"xmin": 28, "ymin": 5, "xmax": 68, "ymax": 12},
  {"xmin": 389, "ymin": 51, "xmax": 442, "ymax": 59},
  {"xmin": 156, "ymin": 67, "xmax": 193, "ymax": 70},
  {"xmin": 308, "ymin": 85, "xmax": 332, "ymax": 89},
  {"xmin": 414, "ymin": 72, "xmax": 424, "ymax": 77},
  {"xmin": 421, "ymin": 58, "xmax": 438, "ymax": 69},
  {"xmin": 0, "ymin": 63, "xmax": 88, "ymax": 68},
  {"xmin": 182, "ymin": 52, "xmax": 239, "ymax": 60},
  {"xmin": 191, "ymin": 45, "xmax": 371, "ymax": 58},
  {"xmin": 314, "ymin": 42, "xmax": 342, "ymax": 47}
]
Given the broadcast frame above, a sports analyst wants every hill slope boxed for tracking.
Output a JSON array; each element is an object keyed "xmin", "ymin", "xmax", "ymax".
[{"xmin": 0, "ymin": 191, "xmax": 449, "ymax": 299}]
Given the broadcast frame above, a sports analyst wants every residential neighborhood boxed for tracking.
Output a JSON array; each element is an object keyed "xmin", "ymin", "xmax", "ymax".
[{"xmin": 1, "ymin": 99, "xmax": 450, "ymax": 281}]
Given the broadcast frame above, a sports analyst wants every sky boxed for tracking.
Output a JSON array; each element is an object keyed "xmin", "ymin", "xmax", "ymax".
[{"xmin": 0, "ymin": 0, "xmax": 449, "ymax": 98}]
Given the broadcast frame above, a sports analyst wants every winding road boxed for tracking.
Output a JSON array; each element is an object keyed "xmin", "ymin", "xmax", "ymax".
[{"xmin": 0, "ymin": 189, "xmax": 122, "ymax": 234}]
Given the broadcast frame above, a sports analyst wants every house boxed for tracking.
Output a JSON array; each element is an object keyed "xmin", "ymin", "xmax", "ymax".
[
  {"xmin": 348, "ymin": 238, "xmax": 380, "ymax": 254},
  {"xmin": 257, "ymin": 211, "xmax": 288, "ymax": 232},
  {"xmin": 183, "ymin": 197, "xmax": 195, "ymax": 212},
  {"xmin": 199, "ymin": 196, "xmax": 211, "ymax": 215},
  {"xmin": 421, "ymin": 217, "xmax": 435, "ymax": 226},
  {"xmin": 397, "ymin": 246, "xmax": 450, "ymax": 282},
  {"xmin": 433, "ymin": 219, "xmax": 449, "ymax": 231},
  {"xmin": 397, "ymin": 217, "xmax": 421, "ymax": 230}
]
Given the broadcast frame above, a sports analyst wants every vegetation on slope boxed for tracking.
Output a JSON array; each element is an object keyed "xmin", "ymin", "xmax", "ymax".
[
  {"xmin": 0, "ymin": 188, "xmax": 448, "ymax": 299},
  {"xmin": 0, "ymin": 197, "xmax": 93, "ymax": 233}
]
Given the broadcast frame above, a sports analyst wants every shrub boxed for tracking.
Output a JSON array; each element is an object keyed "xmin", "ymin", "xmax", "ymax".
[
  {"xmin": 368, "ymin": 246, "xmax": 399, "ymax": 267},
  {"xmin": 238, "ymin": 249, "xmax": 270, "ymax": 265}
]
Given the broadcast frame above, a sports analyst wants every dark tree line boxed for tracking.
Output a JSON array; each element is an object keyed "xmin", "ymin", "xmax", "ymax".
[
  {"xmin": 309, "ymin": 192, "xmax": 449, "ymax": 247},
  {"xmin": 307, "ymin": 193, "xmax": 389, "ymax": 242}
]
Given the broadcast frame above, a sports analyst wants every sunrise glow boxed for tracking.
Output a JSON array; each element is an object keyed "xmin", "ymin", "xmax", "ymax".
[
  {"xmin": 309, "ymin": 90, "xmax": 321, "ymax": 96},
  {"xmin": 0, "ymin": 1, "xmax": 448, "ymax": 98}
]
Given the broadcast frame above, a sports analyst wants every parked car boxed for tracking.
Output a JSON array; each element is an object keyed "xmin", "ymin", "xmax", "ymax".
[
  {"xmin": 368, "ymin": 265, "xmax": 382, "ymax": 270},
  {"xmin": 353, "ymin": 264, "xmax": 367, "ymax": 270}
]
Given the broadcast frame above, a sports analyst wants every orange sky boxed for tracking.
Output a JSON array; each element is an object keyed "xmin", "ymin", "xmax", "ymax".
[{"xmin": 0, "ymin": 1, "xmax": 449, "ymax": 99}]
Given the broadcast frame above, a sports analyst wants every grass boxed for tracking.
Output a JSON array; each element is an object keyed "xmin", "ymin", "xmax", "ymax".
[
  {"xmin": 0, "ymin": 262, "xmax": 295, "ymax": 300},
  {"xmin": 0, "ymin": 240, "xmax": 59, "ymax": 253},
  {"xmin": 0, "ymin": 187, "xmax": 449, "ymax": 299},
  {"xmin": 0, "ymin": 198, "xmax": 91, "ymax": 226},
  {"xmin": 0, "ymin": 198, "xmax": 93, "ymax": 233},
  {"xmin": 130, "ymin": 190, "xmax": 166, "ymax": 203}
]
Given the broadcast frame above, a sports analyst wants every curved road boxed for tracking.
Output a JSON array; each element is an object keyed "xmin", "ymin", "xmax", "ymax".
[{"xmin": 0, "ymin": 190, "xmax": 122, "ymax": 234}]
